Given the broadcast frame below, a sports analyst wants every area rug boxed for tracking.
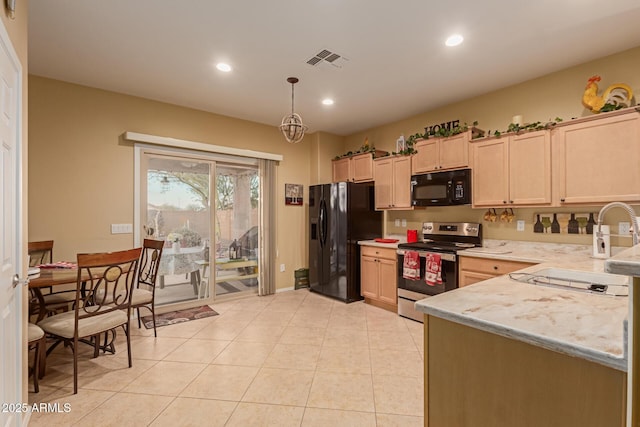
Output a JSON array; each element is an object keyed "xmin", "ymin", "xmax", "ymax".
[{"xmin": 141, "ymin": 305, "xmax": 218, "ymax": 329}]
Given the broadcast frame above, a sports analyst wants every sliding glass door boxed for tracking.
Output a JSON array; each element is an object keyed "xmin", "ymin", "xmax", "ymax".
[
  {"xmin": 138, "ymin": 148, "xmax": 260, "ymax": 307},
  {"xmin": 214, "ymin": 164, "xmax": 260, "ymax": 297},
  {"xmin": 143, "ymin": 154, "xmax": 212, "ymax": 305}
]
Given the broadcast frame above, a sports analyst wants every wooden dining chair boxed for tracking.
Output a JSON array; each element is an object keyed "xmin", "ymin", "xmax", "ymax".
[
  {"xmin": 28, "ymin": 240, "xmax": 54, "ymax": 266},
  {"xmin": 27, "ymin": 240, "xmax": 77, "ymax": 319},
  {"xmin": 27, "ymin": 323, "xmax": 46, "ymax": 393},
  {"xmin": 132, "ymin": 239, "xmax": 164, "ymax": 337},
  {"xmin": 37, "ymin": 247, "xmax": 142, "ymax": 394}
]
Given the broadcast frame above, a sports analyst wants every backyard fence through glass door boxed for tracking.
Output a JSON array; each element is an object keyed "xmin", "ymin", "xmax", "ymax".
[{"xmin": 140, "ymin": 150, "xmax": 259, "ymax": 306}]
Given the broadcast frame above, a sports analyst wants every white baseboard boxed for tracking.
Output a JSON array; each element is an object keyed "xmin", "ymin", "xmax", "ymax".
[{"xmin": 276, "ymin": 286, "xmax": 294, "ymax": 293}]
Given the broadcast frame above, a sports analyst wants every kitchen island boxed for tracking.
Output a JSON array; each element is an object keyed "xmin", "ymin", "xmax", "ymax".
[
  {"xmin": 416, "ymin": 241, "xmax": 629, "ymax": 427},
  {"xmin": 606, "ymin": 245, "xmax": 640, "ymax": 427}
]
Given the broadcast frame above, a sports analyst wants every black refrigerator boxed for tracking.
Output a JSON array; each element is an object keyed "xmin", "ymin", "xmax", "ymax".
[{"xmin": 309, "ymin": 182, "xmax": 382, "ymax": 303}]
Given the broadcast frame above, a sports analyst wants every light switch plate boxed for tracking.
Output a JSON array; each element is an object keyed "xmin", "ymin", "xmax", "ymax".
[
  {"xmin": 394, "ymin": 219, "xmax": 400, "ymax": 227},
  {"xmin": 516, "ymin": 220, "xmax": 525, "ymax": 231},
  {"xmin": 401, "ymin": 219, "xmax": 407, "ymax": 227},
  {"xmin": 280, "ymin": 263, "xmax": 285, "ymax": 272}
]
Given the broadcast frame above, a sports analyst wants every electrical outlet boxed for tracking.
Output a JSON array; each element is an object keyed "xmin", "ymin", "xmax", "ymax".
[
  {"xmin": 516, "ymin": 220, "xmax": 525, "ymax": 232},
  {"xmin": 394, "ymin": 219, "xmax": 400, "ymax": 227},
  {"xmin": 280, "ymin": 263, "xmax": 285, "ymax": 272},
  {"xmin": 401, "ymin": 219, "xmax": 407, "ymax": 227},
  {"xmin": 111, "ymin": 223, "xmax": 133, "ymax": 234},
  {"xmin": 619, "ymin": 222, "xmax": 631, "ymax": 235}
]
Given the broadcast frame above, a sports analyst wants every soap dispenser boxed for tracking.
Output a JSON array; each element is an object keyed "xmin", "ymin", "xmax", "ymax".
[{"xmin": 593, "ymin": 225, "xmax": 611, "ymax": 259}]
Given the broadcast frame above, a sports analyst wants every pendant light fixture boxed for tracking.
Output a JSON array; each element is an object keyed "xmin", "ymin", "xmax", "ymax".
[{"xmin": 279, "ymin": 77, "xmax": 308, "ymax": 144}]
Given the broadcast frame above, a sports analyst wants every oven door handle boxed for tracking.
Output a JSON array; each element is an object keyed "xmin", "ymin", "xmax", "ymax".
[{"xmin": 397, "ymin": 249, "xmax": 456, "ymax": 263}]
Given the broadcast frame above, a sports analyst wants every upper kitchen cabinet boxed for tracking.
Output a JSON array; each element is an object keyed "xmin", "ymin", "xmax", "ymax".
[
  {"xmin": 412, "ymin": 129, "xmax": 477, "ymax": 174},
  {"xmin": 553, "ymin": 108, "xmax": 640, "ymax": 205},
  {"xmin": 332, "ymin": 151, "xmax": 388, "ymax": 183},
  {"xmin": 472, "ymin": 130, "xmax": 551, "ymax": 207},
  {"xmin": 332, "ymin": 157, "xmax": 351, "ymax": 182},
  {"xmin": 374, "ymin": 155, "xmax": 412, "ymax": 210}
]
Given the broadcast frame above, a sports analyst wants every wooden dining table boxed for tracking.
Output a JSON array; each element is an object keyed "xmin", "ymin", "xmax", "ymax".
[{"xmin": 29, "ymin": 268, "xmax": 78, "ymax": 287}]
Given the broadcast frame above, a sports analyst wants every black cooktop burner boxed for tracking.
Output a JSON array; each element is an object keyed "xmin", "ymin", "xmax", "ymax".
[
  {"xmin": 397, "ymin": 222, "xmax": 482, "ymax": 253},
  {"xmin": 397, "ymin": 241, "xmax": 478, "ymax": 253}
]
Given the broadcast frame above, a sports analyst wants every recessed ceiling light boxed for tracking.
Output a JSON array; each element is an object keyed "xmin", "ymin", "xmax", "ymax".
[
  {"xmin": 322, "ymin": 99, "xmax": 334, "ymax": 106},
  {"xmin": 216, "ymin": 63, "xmax": 232, "ymax": 72},
  {"xmin": 445, "ymin": 34, "xmax": 464, "ymax": 47}
]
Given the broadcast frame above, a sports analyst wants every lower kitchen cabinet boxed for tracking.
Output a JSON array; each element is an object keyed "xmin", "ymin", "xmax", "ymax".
[
  {"xmin": 424, "ymin": 316, "xmax": 626, "ymax": 427},
  {"xmin": 360, "ymin": 246, "xmax": 397, "ymax": 312},
  {"xmin": 458, "ymin": 256, "xmax": 535, "ymax": 287}
]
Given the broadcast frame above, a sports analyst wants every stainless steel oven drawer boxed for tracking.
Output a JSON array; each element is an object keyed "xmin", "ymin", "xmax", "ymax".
[{"xmin": 397, "ymin": 294, "xmax": 425, "ymax": 323}]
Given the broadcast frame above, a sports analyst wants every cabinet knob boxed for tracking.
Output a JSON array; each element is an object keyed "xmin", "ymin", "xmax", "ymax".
[
  {"xmin": 493, "ymin": 266, "xmax": 498, "ymax": 270},
  {"xmin": 509, "ymin": 200, "xmax": 513, "ymax": 204},
  {"xmin": 560, "ymin": 198, "xmax": 565, "ymax": 202},
  {"xmin": 503, "ymin": 200, "xmax": 507, "ymax": 204}
]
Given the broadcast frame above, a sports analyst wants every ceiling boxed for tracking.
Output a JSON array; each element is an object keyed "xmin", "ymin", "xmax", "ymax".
[{"xmin": 28, "ymin": 1, "xmax": 640, "ymax": 136}]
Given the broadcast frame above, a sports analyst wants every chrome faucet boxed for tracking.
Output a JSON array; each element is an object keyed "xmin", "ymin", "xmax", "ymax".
[{"xmin": 596, "ymin": 202, "xmax": 639, "ymax": 254}]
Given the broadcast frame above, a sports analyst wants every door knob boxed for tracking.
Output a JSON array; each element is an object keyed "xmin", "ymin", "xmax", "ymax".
[{"xmin": 12, "ymin": 274, "xmax": 28, "ymax": 288}]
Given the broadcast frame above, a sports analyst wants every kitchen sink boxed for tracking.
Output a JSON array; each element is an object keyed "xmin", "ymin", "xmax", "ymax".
[{"xmin": 508, "ymin": 267, "xmax": 629, "ymax": 296}]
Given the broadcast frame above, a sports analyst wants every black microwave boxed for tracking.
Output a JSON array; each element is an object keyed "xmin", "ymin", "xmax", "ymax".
[{"xmin": 411, "ymin": 169, "xmax": 471, "ymax": 206}]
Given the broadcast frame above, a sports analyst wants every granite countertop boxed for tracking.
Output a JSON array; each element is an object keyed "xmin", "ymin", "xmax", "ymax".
[
  {"xmin": 358, "ymin": 234, "xmax": 406, "ymax": 249},
  {"xmin": 458, "ymin": 239, "xmax": 625, "ymax": 266},
  {"xmin": 416, "ymin": 240, "xmax": 630, "ymax": 371},
  {"xmin": 605, "ymin": 243, "xmax": 640, "ymax": 276}
]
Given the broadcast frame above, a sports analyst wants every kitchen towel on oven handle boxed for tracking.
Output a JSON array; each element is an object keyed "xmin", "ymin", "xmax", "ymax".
[
  {"xmin": 402, "ymin": 251, "xmax": 420, "ymax": 280},
  {"xmin": 425, "ymin": 253, "xmax": 442, "ymax": 286}
]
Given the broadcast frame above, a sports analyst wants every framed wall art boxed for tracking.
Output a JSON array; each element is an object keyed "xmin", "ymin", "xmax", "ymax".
[{"xmin": 285, "ymin": 183, "xmax": 303, "ymax": 206}]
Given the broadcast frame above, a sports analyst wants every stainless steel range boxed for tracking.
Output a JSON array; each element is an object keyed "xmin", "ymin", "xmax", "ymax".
[{"xmin": 396, "ymin": 221, "xmax": 482, "ymax": 322}]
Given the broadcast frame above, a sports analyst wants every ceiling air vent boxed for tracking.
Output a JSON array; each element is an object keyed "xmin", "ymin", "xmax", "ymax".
[{"xmin": 306, "ymin": 49, "xmax": 348, "ymax": 68}]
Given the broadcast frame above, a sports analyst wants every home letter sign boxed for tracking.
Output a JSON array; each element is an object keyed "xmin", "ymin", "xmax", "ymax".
[{"xmin": 424, "ymin": 119, "xmax": 460, "ymax": 136}]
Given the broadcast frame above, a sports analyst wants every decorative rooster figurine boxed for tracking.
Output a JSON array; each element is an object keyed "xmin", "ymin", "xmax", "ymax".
[{"xmin": 582, "ymin": 75, "xmax": 633, "ymax": 113}]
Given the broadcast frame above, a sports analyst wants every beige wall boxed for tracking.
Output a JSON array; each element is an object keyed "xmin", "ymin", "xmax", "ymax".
[
  {"xmin": 28, "ymin": 76, "xmax": 318, "ymax": 289},
  {"xmin": 343, "ymin": 46, "xmax": 640, "ymax": 246},
  {"xmin": 28, "ymin": 45, "xmax": 640, "ymax": 295},
  {"xmin": 310, "ymin": 131, "xmax": 345, "ymax": 185}
]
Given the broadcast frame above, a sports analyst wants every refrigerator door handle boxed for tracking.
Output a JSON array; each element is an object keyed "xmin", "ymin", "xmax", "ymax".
[{"xmin": 319, "ymin": 199, "xmax": 328, "ymax": 248}]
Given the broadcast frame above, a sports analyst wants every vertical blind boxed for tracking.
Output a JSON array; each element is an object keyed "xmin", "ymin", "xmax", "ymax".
[{"xmin": 258, "ymin": 159, "xmax": 277, "ymax": 296}]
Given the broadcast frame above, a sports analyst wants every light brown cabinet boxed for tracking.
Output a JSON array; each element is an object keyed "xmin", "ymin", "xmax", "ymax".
[
  {"xmin": 412, "ymin": 131, "xmax": 471, "ymax": 174},
  {"xmin": 424, "ymin": 316, "xmax": 626, "ymax": 427},
  {"xmin": 553, "ymin": 109, "xmax": 640, "ymax": 205},
  {"xmin": 332, "ymin": 151, "xmax": 388, "ymax": 183},
  {"xmin": 373, "ymin": 155, "xmax": 412, "ymax": 210},
  {"xmin": 458, "ymin": 256, "xmax": 535, "ymax": 287},
  {"xmin": 471, "ymin": 130, "xmax": 551, "ymax": 207},
  {"xmin": 332, "ymin": 157, "xmax": 351, "ymax": 182},
  {"xmin": 360, "ymin": 245, "xmax": 397, "ymax": 312}
]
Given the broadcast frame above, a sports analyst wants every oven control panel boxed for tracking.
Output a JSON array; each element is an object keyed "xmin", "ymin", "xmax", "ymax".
[{"xmin": 422, "ymin": 222, "xmax": 481, "ymax": 238}]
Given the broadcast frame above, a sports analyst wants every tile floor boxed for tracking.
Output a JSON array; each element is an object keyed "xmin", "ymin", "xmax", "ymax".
[{"xmin": 28, "ymin": 289, "xmax": 424, "ymax": 426}]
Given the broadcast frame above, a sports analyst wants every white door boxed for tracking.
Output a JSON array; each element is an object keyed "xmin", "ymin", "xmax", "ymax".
[{"xmin": 0, "ymin": 17, "xmax": 24, "ymax": 427}]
